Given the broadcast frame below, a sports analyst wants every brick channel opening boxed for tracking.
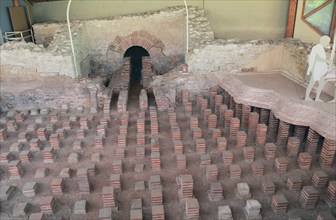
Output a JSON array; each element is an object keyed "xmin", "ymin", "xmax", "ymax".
[{"xmin": 124, "ymin": 46, "xmax": 150, "ymax": 84}]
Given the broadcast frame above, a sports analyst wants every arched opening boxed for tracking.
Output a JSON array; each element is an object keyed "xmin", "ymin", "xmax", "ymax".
[{"xmin": 124, "ymin": 46, "xmax": 150, "ymax": 83}]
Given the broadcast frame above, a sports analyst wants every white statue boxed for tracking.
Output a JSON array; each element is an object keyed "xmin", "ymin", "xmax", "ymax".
[{"xmin": 305, "ymin": 36, "xmax": 331, "ymax": 102}]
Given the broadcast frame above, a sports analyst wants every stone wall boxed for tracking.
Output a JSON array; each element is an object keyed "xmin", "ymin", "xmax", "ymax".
[{"xmin": 0, "ymin": 67, "xmax": 104, "ymax": 112}]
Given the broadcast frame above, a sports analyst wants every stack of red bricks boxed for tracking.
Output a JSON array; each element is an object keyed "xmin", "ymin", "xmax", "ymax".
[
  {"xmin": 0, "ymin": 152, "xmax": 13, "ymax": 164},
  {"xmin": 299, "ymin": 186, "xmax": 319, "ymax": 209},
  {"xmin": 18, "ymin": 131, "xmax": 29, "ymax": 143},
  {"xmin": 152, "ymin": 205, "xmax": 164, "ymax": 220},
  {"xmin": 30, "ymin": 138, "xmax": 42, "ymax": 151},
  {"xmin": 287, "ymin": 175, "xmax": 302, "ymax": 191},
  {"xmin": 185, "ymin": 198, "xmax": 199, "ymax": 220},
  {"xmin": 50, "ymin": 178, "xmax": 64, "ymax": 194},
  {"xmin": 77, "ymin": 168, "xmax": 90, "ymax": 195},
  {"xmin": 217, "ymin": 137, "xmax": 227, "ymax": 150},
  {"xmin": 142, "ymin": 56, "xmax": 154, "ymax": 89},
  {"xmin": 102, "ymin": 187, "xmax": 116, "ymax": 208},
  {"xmin": 247, "ymin": 112, "xmax": 259, "ymax": 141},
  {"xmin": 236, "ymin": 131, "xmax": 247, "ymax": 149},
  {"xmin": 192, "ymin": 128, "xmax": 202, "ymax": 140},
  {"xmin": 15, "ymin": 112, "xmax": 25, "ymax": 123},
  {"xmin": 184, "ymin": 102, "xmax": 192, "ymax": 116},
  {"xmin": 271, "ymin": 195, "xmax": 288, "ymax": 214},
  {"xmin": 7, "ymin": 120, "xmax": 17, "ymax": 132},
  {"xmin": 267, "ymin": 111, "xmax": 279, "ymax": 141},
  {"xmin": 109, "ymin": 174, "xmax": 121, "ymax": 190},
  {"xmin": 312, "ymin": 170, "xmax": 328, "ymax": 188},
  {"xmin": 298, "ymin": 152, "xmax": 312, "ymax": 170},
  {"xmin": 50, "ymin": 112, "xmax": 60, "ymax": 123},
  {"xmin": 19, "ymin": 150, "xmax": 32, "ymax": 162},
  {"xmin": 286, "ymin": 137, "xmax": 300, "ymax": 157},
  {"xmin": 229, "ymin": 117, "xmax": 240, "ymax": 142},
  {"xmin": 151, "ymin": 189, "xmax": 163, "ymax": 205},
  {"xmin": 264, "ymin": 143, "xmax": 276, "ymax": 160},
  {"xmin": 326, "ymin": 181, "xmax": 336, "ymax": 206},
  {"xmin": 319, "ymin": 138, "xmax": 336, "ymax": 168},
  {"xmin": 43, "ymin": 147, "xmax": 55, "ymax": 163},
  {"xmin": 206, "ymin": 164, "xmax": 218, "ymax": 182},
  {"xmin": 274, "ymin": 157, "xmax": 289, "ymax": 174},
  {"xmin": 112, "ymin": 160, "xmax": 123, "ymax": 174},
  {"xmin": 229, "ymin": 165, "xmax": 242, "ymax": 179},
  {"xmin": 49, "ymin": 134, "xmax": 61, "ymax": 149},
  {"xmin": 276, "ymin": 121, "xmax": 290, "ymax": 148},
  {"xmin": 224, "ymin": 109, "xmax": 234, "ymax": 131},
  {"xmin": 255, "ymin": 124, "xmax": 267, "ymax": 147},
  {"xmin": 243, "ymin": 147, "xmax": 255, "ymax": 163},
  {"xmin": 195, "ymin": 138, "xmax": 206, "ymax": 154},
  {"xmin": 8, "ymin": 160, "xmax": 24, "ymax": 179},
  {"xmin": 39, "ymin": 196, "xmax": 56, "ymax": 214},
  {"xmin": 139, "ymin": 89, "xmax": 148, "ymax": 111},
  {"xmin": 176, "ymin": 154, "xmax": 186, "ymax": 169},
  {"xmin": 222, "ymin": 151, "xmax": 233, "ymax": 165},
  {"xmin": 251, "ymin": 161, "xmax": 264, "ymax": 176},
  {"xmin": 305, "ymin": 128, "xmax": 319, "ymax": 155},
  {"xmin": 178, "ymin": 175, "xmax": 193, "ymax": 200},
  {"xmin": 262, "ymin": 180, "xmax": 275, "ymax": 194},
  {"xmin": 79, "ymin": 116, "xmax": 88, "ymax": 129},
  {"xmin": 0, "ymin": 128, "xmax": 8, "ymax": 141},
  {"xmin": 117, "ymin": 90, "xmax": 128, "ymax": 114},
  {"xmin": 241, "ymin": 104, "xmax": 251, "ymax": 129},
  {"xmin": 37, "ymin": 128, "xmax": 48, "ymax": 141},
  {"xmin": 151, "ymin": 152, "xmax": 161, "ymax": 171},
  {"xmin": 94, "ymin": 136, "xmax": 104, "ymax": 149}
]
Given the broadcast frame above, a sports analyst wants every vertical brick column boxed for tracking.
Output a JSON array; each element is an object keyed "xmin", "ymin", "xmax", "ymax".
[
  {"xmin": 242, "ymin": 104, "xmax": 251, "ymax": 130},
  {"xmin": 286, "ymin": 137, "xmax": 300, "ymax": 157},
  {"xmin": 305, "ymin": 128, "xmax": 319, "ymax": 155},
  {"xmin": 224, "ymin": 109, "xmax": 234, "ymax": 131},
  {"xmin": 236, "ymin": 131, "xmax": 247, "ymax": 149},
  {"xmin": 229, "ymin": 118, "xmax": 240, "ymax": 142},
  {"xmin": 182, "ymin": 89, "xmax": 189, "ymax": 103},
  {"xmin": 247, "ymin": 112, "xmax": 259, "ymax": 142},
  {"xmin": 214, "ymin": 95, "xmax": 223, "ymax": 114},
  {"xmin": 319, "ymin": 138, "xmax": 336, "ymax": 169},
  {"xmin": 208, "ymin": 114, "xmax": 217, "ymax": 129},
  {"xmin": 260, "ymin": 108, "xmax": 270, "ymax": 125},
  {"xmin": 219, "ymin": 104, "xmax": 228, "ymax": 122},
  {"xmin": 234, "ymin": 103, "xmax": 243, "ymax": 121},
  {"xmin": 223, "ymin": 90, "xmax": 230, "ymax": 106},
  {"xmin": 255, "ymin": 124, "xmax": 268, "ymax": 147},
  {"xmin": 294, "ymin": 125, "xmax": 307, "ymax": 143},
  {"xmin": 267, "ymin": 111, "xmax": 279, "ymax": 141},
  {"xmin": 229, "ymin": 96, "xmax": 235, "ymax": 111},
  {"xmin": 276, "ymin": 120, "xmax": 290, "ymax": 148}
]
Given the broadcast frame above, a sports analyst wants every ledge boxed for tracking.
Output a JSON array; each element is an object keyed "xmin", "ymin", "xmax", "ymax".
[{"xmin": 218, "ymin": 72, "xmax": 336, "ymax": 141}]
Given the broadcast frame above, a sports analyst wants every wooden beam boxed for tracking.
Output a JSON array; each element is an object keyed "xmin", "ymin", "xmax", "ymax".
[
  {"xmin": 330, "ymin": 4, "xmax": 336, "ymax": 41},
  {"xmin": 286, "ymin": 0, "xmax": 298, "ymax": 38}
]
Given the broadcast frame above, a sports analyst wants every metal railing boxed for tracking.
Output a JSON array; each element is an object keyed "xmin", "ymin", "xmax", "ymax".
[{"xmin": 2, "ymin": 29, "xmax": 35, "ymax": 43}]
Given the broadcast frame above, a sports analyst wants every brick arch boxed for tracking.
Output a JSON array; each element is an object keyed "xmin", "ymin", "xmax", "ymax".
[{"xmin": 107, "ymin": 30, "xmax": 166, "ymax": 56}]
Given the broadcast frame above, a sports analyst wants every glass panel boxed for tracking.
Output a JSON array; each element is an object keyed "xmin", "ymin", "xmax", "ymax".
[
  {"xmin": 306, "ymin": 2, "xmax": 334, "ymax": 35},
  {"xmin": 304, "ymin": 0, "xmax": 328, "ymax": 15}
]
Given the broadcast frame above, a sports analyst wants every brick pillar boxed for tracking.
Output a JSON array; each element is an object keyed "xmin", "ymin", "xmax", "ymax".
[
  {"xmin": 267, "ymin": 111, "xmax": 279, "ymax": 142},
  {"xmin": 242, "ymin": 104, "xmax": 251, "ymax": 130},
  {"xmin": 234, "ymin": 103, "xmax": 243, "ymax": 121},
  {"xmin": 276, "ymin": 120, "xmax": 290, "ymax": 148},
  {"xmin": 224, "ymin": 109, "xmax": 234, "ymax": 131},
  {"xmin": 247, "ymin": 112, "xmax": 259, "ymax": 142},
  {"xmin": 305, "ymin": 128, "xmax": 319, "ymax": 155},
  {"xmin": 319, "ymin": 138, "xmax": 336, "ymax": 169},
  {"xmin": 294, "ymin": 125, "xmax": 307, "ymax": 144},
  {"xmin": 229, "ymin": 118, "xmax": 240, "ymax": 142},
  {"xmin": 260, "ymin": 108, "xmax": 270, "ymax": 125},
  {"xmin": 255, "ymin": 124, "xmax": 268, "ymax": 147}
]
